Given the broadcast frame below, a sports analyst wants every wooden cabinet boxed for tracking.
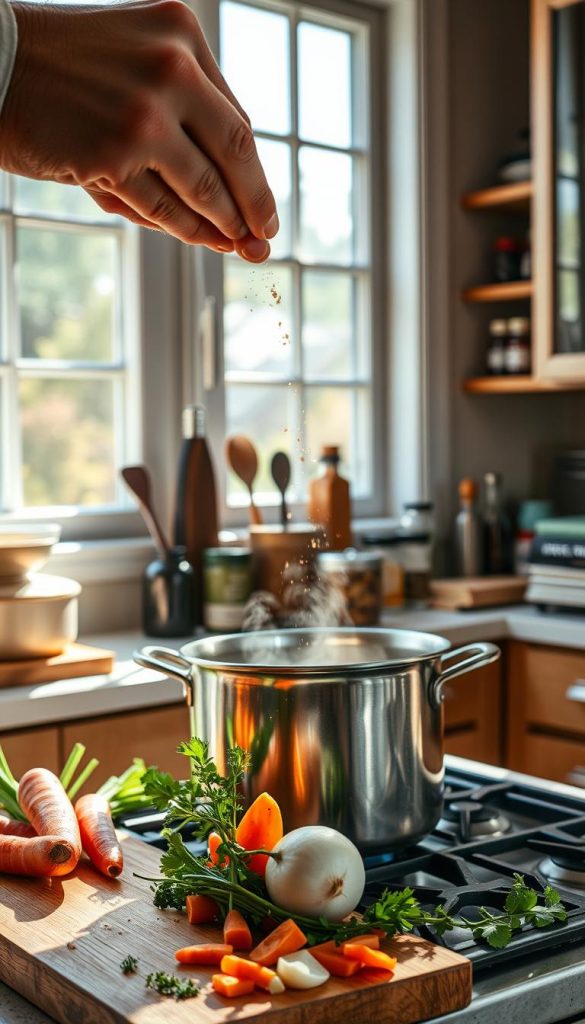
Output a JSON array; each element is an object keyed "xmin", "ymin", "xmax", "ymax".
[
  {"xmin": 507, "ymin": 640, "xmax": 585, "ymax": 782},
  {"xmin": 62, "ymin": 704, "xmax": 190, "ymax": 789},
  {"xmin": 0, "ymin": 727, "xmax": 60, "ymax": 777},
  {"xmin": 444, "ymin": 659, "xmax": 503, "ymax": 766}
]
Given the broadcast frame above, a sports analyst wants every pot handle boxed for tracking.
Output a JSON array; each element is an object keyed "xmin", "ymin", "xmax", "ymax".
[
  {"xmin": 133, "ymin": 645, "xmax": 193, "ymax": 706},
  {"xmin": 429, "ymin": 642, "xmax": 501, "ymax": 710}
]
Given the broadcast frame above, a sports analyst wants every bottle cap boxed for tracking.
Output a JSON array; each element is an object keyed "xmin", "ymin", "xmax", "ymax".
[
  {"xmin": 182, "ymin": 405, "xmax": 206, "ymax": 439},
  {"xmin": 320, "ymin": 445, "xmax": 341, "ymax": 463},
  {"xmin": 458, "ymin": 478, "xmax": 477, "ymax": 501},
  {"xmin": 507, "ymin": 317, "xmax": 530, "ymax": 335},
  {"xmin": 489, "ymin": 319, "xmax": 508, "ymax": 336}
]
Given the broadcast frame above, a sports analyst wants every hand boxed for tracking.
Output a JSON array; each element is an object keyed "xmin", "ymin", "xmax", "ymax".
[{"xmin": 0, "ymin": 0, "xmax": 278, "ymax": 261}]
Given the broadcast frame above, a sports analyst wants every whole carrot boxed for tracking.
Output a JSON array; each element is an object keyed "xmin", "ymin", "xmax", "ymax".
[
  {"xmin": 75, "ymin": 793, "xmax": 123, "ymax": 878},
  {"xmin": 0, "ymin": 834, "xmax": 79, "ymax": 876},
  {"xmin": 0, "ymin": 814, "xmax": 35, "ymax": 838},
  {"xmin": 18, "ymin": 768, "xmax": 82, "ymax": 868}
]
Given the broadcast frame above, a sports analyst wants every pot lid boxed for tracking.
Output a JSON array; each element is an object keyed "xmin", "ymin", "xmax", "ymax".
[{"xmin": 181, "ymin": 627, "xmax": 451, "ymax": 677}]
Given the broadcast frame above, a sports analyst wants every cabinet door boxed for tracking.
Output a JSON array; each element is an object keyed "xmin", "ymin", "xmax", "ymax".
[
  {"xmin": 0, "ymin": 727, "xmax": 60, "ymax": 777},
  {"xmin": 443, "ymin": 659, "xmax": 503, "ymax": 766},
  {"xmin": 62, "ymin": 704, "xmax": 190, "ymax": 791}
]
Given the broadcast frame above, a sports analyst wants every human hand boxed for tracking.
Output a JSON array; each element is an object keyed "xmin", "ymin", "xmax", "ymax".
[{"xmin": 0, "ymin": 0, "xmax": 278, "ymax": 261}]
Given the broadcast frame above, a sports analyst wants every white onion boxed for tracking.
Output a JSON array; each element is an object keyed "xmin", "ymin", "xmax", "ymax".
[
  {"xmin": 277, "ymin": 950, "xmax": 330, "ymax": 990},
  {"xmin": 264, "ymin": 825, "xmax": 365, "ymax": 921}
]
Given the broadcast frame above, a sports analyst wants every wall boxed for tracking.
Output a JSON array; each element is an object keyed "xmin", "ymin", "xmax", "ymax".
[{"xmin": 427, "ymin": 0, "xmax": 585, "ymax": 563}]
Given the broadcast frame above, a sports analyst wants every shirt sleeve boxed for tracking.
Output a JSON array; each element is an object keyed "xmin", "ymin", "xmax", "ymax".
[{"xmin": 0, "ymin": 0, "xmax": 17, "ymax": 116}]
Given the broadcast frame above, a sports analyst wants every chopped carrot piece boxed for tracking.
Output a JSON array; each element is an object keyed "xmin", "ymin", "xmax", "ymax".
[
  {"xmin": 212, "ymin": 973, "xmax": 255, "ymax": 998},
  {"xmin": 235, "ymin": 793, "xmax": 283, "ymax": 876},
  {"xmin": 208, "ymin": 831, "xmax": 229, "ymax": 867},
  {"xmin": 220, "ymin": 954, "xmax": 284, "ymax": 994},
  {"xmin": 175, "ymin": 943, "xmax": 233, "ymax": 965},
  {"xmin": 223, "ymin": 908, "xmax": 253, "ymax": 950},
  {"xmin": 343, "ymin": 944, "xmax": 397, "ymax": 971},
  {"xmin": 308, "ymin": 941, "xmax": 361, "ymax": 978},
  {"xmin": 250, "ymin": 918, "xmax": 307, "ymax": 967},
  {"xmin": 341, "ymin": 934, "xmax": 380, "ymax": 952},
  {"xmin": 186, "ymin": 893, "xmax": 220, "ymax": 925}
]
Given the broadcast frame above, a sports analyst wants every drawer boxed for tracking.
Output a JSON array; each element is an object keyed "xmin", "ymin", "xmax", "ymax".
[
  {"xmin": 508, "ymin": 641, "xmax": 585, "ymax": 735},
  {"xmin": 62, "ymin": 704, "xmax": 190, "ymax": 791},
  {"xmin": 509, "ymin": 732, "xmax": 585, "ymax": 786},
  {"xmin": 0, "ymin": 727, "xmax": 60, "ymax": 777}
]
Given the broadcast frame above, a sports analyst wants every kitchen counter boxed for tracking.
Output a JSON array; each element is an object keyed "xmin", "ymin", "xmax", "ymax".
[
  {"xmin": 3, "ymin": 756, "xmax": 585, "ymax": 1024},
  {"xmin": 1, "ymin": 604, "xmax": 585, "ymax": 732}
]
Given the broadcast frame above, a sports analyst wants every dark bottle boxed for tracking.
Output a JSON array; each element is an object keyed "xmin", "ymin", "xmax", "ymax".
[
  {"xmin": 174, "ymin": 405, "xmax": 219, "ymax": 625},
  {"xmin": 143, "ymin": 546, "xmax": 194, "ymax": 637},
  {"xmin": 482, "ymin": 472, "xmax": 513, "ymax": 574}
]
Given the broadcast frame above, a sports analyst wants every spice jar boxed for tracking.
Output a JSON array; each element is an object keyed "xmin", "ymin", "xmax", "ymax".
[
  {"xmin": 486, "ymin": 319, "xmax": 507, "ymax": 375},
  {"xmin": 203, "ymin": 547, "xmax": 252, "ymax": 631},
  {"xmin": 505, "ymin": 317, "xmax": 531, "ymax": 375},
  {"xmin": 143, "ymin": 546, "xmax": 194, "ymax": 638},
  {"xmin": 493, "ymin": 236, "xmax": 522, "ymax": 282},
  {"xmin": 361, "ymin": 534, "xmax": 405, "ymax": 607},
  {"xmin": 317, "ymin": 549, "xmax": 383, "ymax": 626}
]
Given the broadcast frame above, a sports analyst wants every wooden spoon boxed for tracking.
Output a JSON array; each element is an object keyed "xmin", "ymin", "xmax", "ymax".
[
  {"xmin": 121, "ymin": 465, "xmax": 170, "ymax": 559},
  {"xmin": 271, "ymin": 451, "xmax": 291, "ymax": 528},
  {"xmin": 225, "ymin": 436, "xmax": 263, "ymax": 525}
]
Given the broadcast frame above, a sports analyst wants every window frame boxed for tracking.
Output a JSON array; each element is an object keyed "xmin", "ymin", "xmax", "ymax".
[{"xmin": 196, "ymin": 0, "xmax": 388, "ymax": 527}]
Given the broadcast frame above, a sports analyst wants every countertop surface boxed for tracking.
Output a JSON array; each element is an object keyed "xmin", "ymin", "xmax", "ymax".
[{"xmin": 1, "ymin": 604, "xmax": 585, "ymax": 732}]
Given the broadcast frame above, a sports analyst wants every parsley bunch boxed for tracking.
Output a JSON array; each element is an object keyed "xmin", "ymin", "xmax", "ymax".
[{"xmin": 145, "ymin": 972, "xmax": 199, "ymax": 1000}]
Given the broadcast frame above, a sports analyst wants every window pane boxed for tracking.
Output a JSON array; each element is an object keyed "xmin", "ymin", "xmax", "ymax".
[
  {"xmin": 257, "ymin": 138, "xmax": 292, "ymax": 260},
  {"xmin": 298, "ymin": 23, "xmax": 351, "ymax": 148},
  {"xmin": 300, "ymin": 147, "xmax": 354, "ymax": 264},
  {"xmin": 224, "ymin": 261, "xmax": 294, "ymax": 377},
  {"xmin": 19, "ymin": 377, "xmax": 116, "ymax": 506},
  {"xmin": 226, "ymin": 384, "xmax": 298, "ymax": 504},
  {"xmin": 304, "ymin": 386, "xmax": 371, "ymax": 497},
  {"xmin": 302, "ymin": 272, "xmax": 362, "ymax": 380},
  {"xmin": 17, "ymin": 227, "xmax": 117, "ymax": 361},
  {"xmin": 14, "ymin": 178, "xmax": 117, "ymax": 223},
  {"xmin": 220, "ymin": 1, "xmax": 290, "ymax": 135}
]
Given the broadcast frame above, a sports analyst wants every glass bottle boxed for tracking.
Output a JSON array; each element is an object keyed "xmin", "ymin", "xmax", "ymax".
[
  {"xmin": 307, "ymin": 445, "xmax": 352, "ymax": 550},
  {"xmin": 483, "ymin": 472, "xmax": 513, "ymax": 575},
  {"xmin": 143, "ymin": 546, "xmax": 194, "ymax": 637},
  {"xmin": 455, "ymin": 478, "xmax": 482, "ymax": 577}
]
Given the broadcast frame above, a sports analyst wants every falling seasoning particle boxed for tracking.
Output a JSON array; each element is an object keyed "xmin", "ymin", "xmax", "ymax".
[{"xmin": 66, "ymin": 942, "xmax": 77, "ymax": 951}]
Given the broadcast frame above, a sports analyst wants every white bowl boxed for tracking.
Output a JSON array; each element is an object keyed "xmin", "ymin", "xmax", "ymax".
[{"xmin": 0, "ymin": 524, "xmax": 61, "ymax": 579}]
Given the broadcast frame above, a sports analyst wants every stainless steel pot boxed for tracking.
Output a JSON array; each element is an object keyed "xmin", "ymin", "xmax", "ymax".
[{"xmin": 134, "ymin": 628, "xmax": 499, "ymax": 850}]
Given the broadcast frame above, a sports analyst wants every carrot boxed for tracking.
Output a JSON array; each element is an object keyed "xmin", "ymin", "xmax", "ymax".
[
  {"xmin": 0, "ymin": 814, "xmax": 35, "ymax": 838},
  {"xmin": 18, "ymin": 768, "xmax": 81, "ymax": 868},
  {"xmin": 249, "ymin": 919, "xmax": 306, "ymax": 966},
  {"xmin": 223, "ymin": 908, "xmax": 252, "ymax": 950},
  {"xmin": 186, "ymin": 893, "xmax": 220, "ymax": 925},
  {"xmin": 208, "ymin": 831, "xmax": 229, "ymax": 867},
  {"xmin": 341, "ymin": 934, "xmax": 380, "ymax": 953},
  {"xmin": 211, "ymin": 974, "xmax": 255, "ymax": 999},
  {"xmin": 220, "ymin": 954, "xmax": 283, "ymax": 993},
  {"xmin": 0, "ymin": 834, "xmax": 79, "ymax": 877},
  {"xmin": 74, "ymin": 793, "xmax": 123, "ymax": 878},
  {"xmin": 175, "ymin": 943, "xmax": 233, "ymax": 965},
  {"xmin": 236, "ymin": 793, "xmax": 283, "ymax": 876},
  {"xmin": 308, "ymin": 941, "xmax": 361, "ymax": 978},
  {"xmin": 343, "ymin": 944, "xmax": 397, "ymax": 971}
]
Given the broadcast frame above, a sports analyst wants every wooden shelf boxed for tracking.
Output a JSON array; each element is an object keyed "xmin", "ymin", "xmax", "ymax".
[
  {"xmin": 463, "ymin": 375, "xmax": 585, "ymax": 394},
  {"xmin": 461, "ymin": 180, "xmax": 533, "ymax": 213},
  {"xmin": 462, "ymin": 280, "xmax": 533, "ymax": 303}
]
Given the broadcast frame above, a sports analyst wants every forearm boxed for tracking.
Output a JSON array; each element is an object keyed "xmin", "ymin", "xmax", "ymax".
[{"xmin": 0, "ymin": 0, "xmax": 17, "ymax": 115}]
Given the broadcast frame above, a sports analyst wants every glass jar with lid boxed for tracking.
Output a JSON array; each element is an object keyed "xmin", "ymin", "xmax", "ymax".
[
  {"xmin": 317, "ymin": 549, "xmax": 383, "ymax": 626},
  {"xmin": 203, "ymin": 547, "xmax": 253, "ymax": 631},
  {"xmin": 361, "ymin": 533, "xmax": 405, "ymax": 607}
]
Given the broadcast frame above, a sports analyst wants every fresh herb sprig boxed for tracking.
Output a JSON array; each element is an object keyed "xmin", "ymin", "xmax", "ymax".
[
  {"xmin": 120, "ymin": 955, "xmax": 138, "ymax": 975},
  {"xmin": 142, "ymin": 739, "xmax": 568, "ymax": 951},
  {"xmin": 145, "ymin": 972, "xmax": 199, "ymax": 1000}
]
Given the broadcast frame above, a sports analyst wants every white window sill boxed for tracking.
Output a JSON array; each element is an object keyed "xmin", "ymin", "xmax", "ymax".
[{"xmin": 47, "ymin": 537, "xmax": 155, "ymax": 585}]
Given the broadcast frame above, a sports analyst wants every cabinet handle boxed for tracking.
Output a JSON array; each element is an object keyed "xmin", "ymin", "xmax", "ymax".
[{"xmin": 565, "ymin": 680, "xmax": 585, "ymax": 703}]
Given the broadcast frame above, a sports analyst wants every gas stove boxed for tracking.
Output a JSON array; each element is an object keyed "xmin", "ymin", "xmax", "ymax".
[{"xmin": 118, "ymin": 757, "xmax": 585, "ymax": 1024}]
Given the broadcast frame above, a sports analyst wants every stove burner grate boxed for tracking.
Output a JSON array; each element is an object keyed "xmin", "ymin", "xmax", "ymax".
[{"xmin": 439, "ymin": 799, "xmax": 511, "ymax": 843}]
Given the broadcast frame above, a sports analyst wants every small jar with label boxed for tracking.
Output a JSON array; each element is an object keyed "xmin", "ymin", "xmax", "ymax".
[
  {"xmin": 361, "ymin": 534, "xmax": 405, "ymax": 607},
  {"xmin": 505, "ymin": 317, "xmax": 531, "ymax": 375},
  {"xmin": 203, "ymin": 548, "xmax": 252, "ymax": 631},
  {"xmin": 317, "ymin": 549, "xmax": 383, "ymax": 626},
  {"xmin": 486, "ymin": 319, "xmax": 507, "ymax": 375},
  {"xmin": 396, "ymin": 532, "xmax": 432, "ymax": 607}
]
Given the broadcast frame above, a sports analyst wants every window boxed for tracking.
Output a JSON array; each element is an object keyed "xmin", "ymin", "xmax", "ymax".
[
  {"xmin": 0, "ymin": 175, "xmax": 140, "ymax": 516},
  {"xmin": 214, "ymin": 0, "xmax": 384, "ymax": 516}
]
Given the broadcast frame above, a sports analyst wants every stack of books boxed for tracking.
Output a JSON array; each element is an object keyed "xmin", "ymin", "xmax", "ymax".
[{"xmin": 526, "ymin": 516, "xmax": 585, "ymax": 609}]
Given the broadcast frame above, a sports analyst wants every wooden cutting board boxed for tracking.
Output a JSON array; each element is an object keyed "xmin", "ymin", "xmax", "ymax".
[
  {"xmin": 430, "ymin": 575, "xmax": 527, "ymax": 610},
  {"xmin": 0, "ymin": 834, "xmax": 472, "ymax": 1024},
  {"xmin": 0, "ymin": 643, "xmax": 115, "ymax": 689}
]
